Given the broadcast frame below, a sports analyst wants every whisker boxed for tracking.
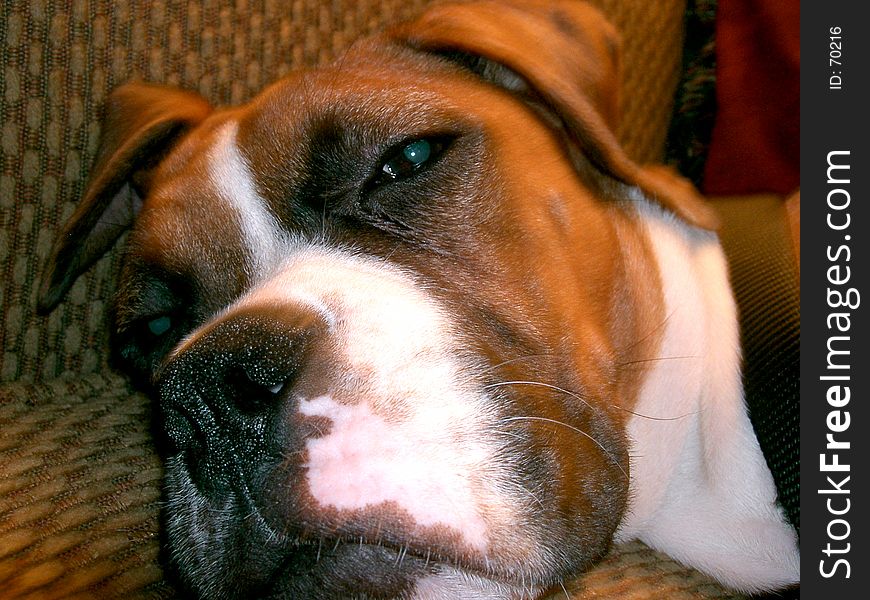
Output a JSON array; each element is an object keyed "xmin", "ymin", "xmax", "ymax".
[
  {"xmin": 491, "ymin": 429, "xmax": 527, "ymax": 442},
  {"xmin": 485, "ymin": 379, "xmax": 694, "ymax": 422},
  {"xmin": 396, "ymin": 544, "xmax": 408, "ymax": 567},
  {"xmin": 484, "ymin": 380, "xmax": 594, "ymax": 412},
  {"xmin": 616, "ymin": 354, "xmax": 698, "ymax": 367},
  {"xmin": 499, "ymin": 415, "xmax": 628, "ymax": 480},
  {"xmin": 380, "ymin": 242, "xmax": 405, "ymax": 263},
  {"xmin": 320, "ymin": 190, "xmax": 329, "ymax": 236},
  {"xmin": 617, "ymin": 407, "xmax": 698, "ymax": 422},
  {"xmin": 477, "ymin": 353, "xmax": 559, "ymax": 375},
  {"xmin": 96, "ymin": 217, "xmax": 132, "ymax": 228},
  {"xmin": 619, "ymin": 310, "xmax": 675, "ymax": 353},
  {"xmin": 517, "ymin": 483, "xmax": 545, "ymax": 511}
]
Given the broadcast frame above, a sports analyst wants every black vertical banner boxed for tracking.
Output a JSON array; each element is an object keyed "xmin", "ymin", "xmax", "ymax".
[{"xmin": 801, "ymin": 1, "xmax": 869, "ymax": 597}]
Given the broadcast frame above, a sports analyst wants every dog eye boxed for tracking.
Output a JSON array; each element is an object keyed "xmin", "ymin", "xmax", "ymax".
[
  {"xmin": 147, "ymin": 315, "xmax": 173, "ymax": 337},
  {"xmin": 383, "ymin": 139, "xmax": 433, "ymax": 179},
  {"xmin": 372, "ymin": 136, "xmax": 451, "ymax": 187}
]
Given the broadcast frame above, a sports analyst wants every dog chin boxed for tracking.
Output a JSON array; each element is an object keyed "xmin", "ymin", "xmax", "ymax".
[{"xmin": 163, "ymin": 456, "xmax": 548, "ymax": 600}]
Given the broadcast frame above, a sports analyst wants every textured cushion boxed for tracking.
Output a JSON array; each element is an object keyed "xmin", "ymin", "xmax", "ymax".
[
  {"xmin": 0, "ymin": 374, "xmax": 170, "ymax": 598},
  {"xmin": 714, "ymin": 194, "xmax": 800, "ymax": 535}
]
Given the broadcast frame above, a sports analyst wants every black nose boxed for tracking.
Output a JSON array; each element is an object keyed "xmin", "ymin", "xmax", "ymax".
[{"xmin": 156, "ymin": 307, "xmax": 323, "ymax": 496}]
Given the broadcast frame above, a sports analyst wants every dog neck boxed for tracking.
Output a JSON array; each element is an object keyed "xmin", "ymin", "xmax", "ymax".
[{"xmin": 615, "ymin": 199, "xmax": 799, "ymax": 592}]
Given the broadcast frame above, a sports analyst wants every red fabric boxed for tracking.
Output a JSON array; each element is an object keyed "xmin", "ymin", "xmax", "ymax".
[{"xmin": 703, "ymin": 0, "xmax": 799, "ymax": 195}]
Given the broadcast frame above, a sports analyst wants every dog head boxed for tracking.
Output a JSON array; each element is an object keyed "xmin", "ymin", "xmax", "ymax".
[{"xmin": 39, "ymin": 1, "xmax": 713, "ymax": 598}]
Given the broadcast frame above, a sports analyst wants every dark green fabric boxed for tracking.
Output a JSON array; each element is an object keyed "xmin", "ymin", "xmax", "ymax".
[{"xmin": 716, "ymin": 195, "xmax": 800, "ymax": 536}]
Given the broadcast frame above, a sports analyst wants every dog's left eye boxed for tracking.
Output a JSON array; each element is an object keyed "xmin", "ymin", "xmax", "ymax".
[
  {"xmin": 147, "ymin": 315, "xmax": 172, "ymax": 337},
  {"xmin": 371, "ymin": 136, "xmax": 451, "ymax": 188}
]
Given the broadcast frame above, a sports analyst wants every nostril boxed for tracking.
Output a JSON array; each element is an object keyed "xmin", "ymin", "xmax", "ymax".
[{"xmin": 223, "ymin": 364, "xmax": 291, "ymax": 415}]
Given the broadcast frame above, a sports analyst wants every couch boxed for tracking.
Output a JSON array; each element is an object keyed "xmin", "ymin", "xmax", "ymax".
[{"xmin": 1, "ymin": 1, "xmax": 795, "ymax": 598}]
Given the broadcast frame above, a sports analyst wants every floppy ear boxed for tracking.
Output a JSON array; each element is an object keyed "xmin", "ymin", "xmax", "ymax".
[
  {"xmin": 37, "ymin": 82, "xmax": 212, "ymax": 313},
  {"xmin": 391, "ymin": 0, "xmax": 717, "ymax": 230}
]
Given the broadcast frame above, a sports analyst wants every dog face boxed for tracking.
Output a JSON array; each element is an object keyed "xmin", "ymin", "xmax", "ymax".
[{"xmin": 39, "ymin": 1, "xmax": 718, "ymax": 598}]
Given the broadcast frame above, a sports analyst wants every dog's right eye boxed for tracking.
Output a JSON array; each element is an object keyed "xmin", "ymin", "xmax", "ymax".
[
  {"xmin": 367, "ymin": 135, "xmax": 453, "ymax": 191},
  {"xmin": 382, "ymin": 139, "xmax": 435, "ymax": 179}
]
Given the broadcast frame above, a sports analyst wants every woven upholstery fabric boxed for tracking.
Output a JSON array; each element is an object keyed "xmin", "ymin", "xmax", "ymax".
[
  {"xmin": 0, "ymin": 374, "xmax": 745, "ymax": 599},
  {"xmin": 0, "ymin": 373, "xmax": 173, "ymax": 599},
  {"xmin": 593, "ymin": 0, "xmax": 686, "ymax": 166},
  {"xmin": 1, "ymin": 0, "xmax": 686, "ymax": 384}
]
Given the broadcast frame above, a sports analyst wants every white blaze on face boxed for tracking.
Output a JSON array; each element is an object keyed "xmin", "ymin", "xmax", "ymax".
[{"xmin": 208, "ymin": 119, "xmax": 288, "ymax": 276}]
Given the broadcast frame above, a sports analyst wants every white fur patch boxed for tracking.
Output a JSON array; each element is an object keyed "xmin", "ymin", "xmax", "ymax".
[
  {"xmin": 201, "ymin": 128, "xmax": 519, "ymax": 551},
  {"xmin": 616, "ymin": 201, "xmax": 799, "ymax": 591},
  {"xmin": 299, "ymin": 394, "xmax": 490, "ymax": 549},
  {"xmin": 221, "ymin": 246, "xmax": 520, "ymax": 552},
  {"xmin": 208, "ymin": 120, "xmax": 286, "ymax": 276}
]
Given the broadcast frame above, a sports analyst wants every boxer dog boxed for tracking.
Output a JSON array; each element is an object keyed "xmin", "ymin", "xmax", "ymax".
[{"xmin": 38, "ymin": 1, "xmax": 799, "ymax": 598}]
